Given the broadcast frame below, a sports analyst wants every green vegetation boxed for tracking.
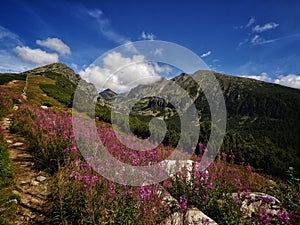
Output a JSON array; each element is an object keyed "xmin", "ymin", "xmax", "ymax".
[
  {"xmin": 0, "ymin": 89, "xmax": 20, "ymax": 224},
  {"xmin": 39, "ymin": 71, "xmax": 76, "ymax": 107},
  {"xmin": 0, "ymin": 73, "xmax": 26, "ymax": 85},
  {"xmin": 0, "ymin": 132, "xmax": 18, "ymax": 225}
]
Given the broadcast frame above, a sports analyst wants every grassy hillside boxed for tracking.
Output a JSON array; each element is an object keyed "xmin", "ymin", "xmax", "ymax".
[{"xmin": 0, "ymin": 73, "xmax": 26, "ymax": 85}]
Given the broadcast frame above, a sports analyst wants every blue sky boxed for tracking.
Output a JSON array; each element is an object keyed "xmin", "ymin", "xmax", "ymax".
[{"xmin": 0, "ymin": 0, "xmax": 300, "ymax": 89}]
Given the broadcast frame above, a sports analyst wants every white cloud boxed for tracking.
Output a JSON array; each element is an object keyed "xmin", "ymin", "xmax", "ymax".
[
  {"xmin": 250, "ymin": 35, "xmax": 275, "ymax": 45},
  {"xmin": 141, "ymin": 31, "xmax": 156, "ymax": 41},
  {"xmin": 0, "ymin": 49, "xmax": 33, "ymax": 73},
  {"xmin": 241, "ymin": 72, "xmax": 272, "ymax": 82},
  {"xmin": 87, "ymin": 9, "xmax": 129, "ymax": 44},
  {"xmin": 253, "ymin": 22, "xmax": 279, "ymax": 33},
  {"xmin": 245, "ymin": 17, "xmax": 255, "ymax": 28},
  {"xmin": 151, "ymin": 48, "xmax": 163, "ymax": 56},
  {"xmin": 79, "ymin": 51, "xmax": 164, "ymax": 92},
  {"xmin": 201, "ymin": 51, "xmax": 211, "ymax": 58},
  {"xmin": 14, "ymin": 46, "xmax": 58, "ymax": 66},
  {"xmin": 235, "ymin": 17, "xmax": 255, "ymax": 29},
  {"xmin": 275, "ymin": 74, "xmax": 300, "ymax": 89},
  {"xmin": 240, "ymin": 72, "xmax": 300, "ymax": 89},
  {"xmin": 36, "ymin": 37, "xmax": 71, "ymax": 55},
  {"xmin": 87, "ymin": 9, "xmax": 103, "ymax": 18},
  {"xmin": 0, "ymin": 26, "xmax": 24, "ymax": 50}
]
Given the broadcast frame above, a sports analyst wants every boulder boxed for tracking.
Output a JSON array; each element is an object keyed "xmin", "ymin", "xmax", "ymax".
[
  {"xmin": 232, "ymin": 192, "xmax": 282, "ymax": 217},
  {"xmin": 164, "ymin": 207, "xmax": 218, "ymax": 225}
]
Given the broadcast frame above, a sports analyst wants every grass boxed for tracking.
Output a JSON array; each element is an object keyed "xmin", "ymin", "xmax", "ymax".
[
  {"xmin": 0, "ymin": 132, "xmax": 19, "ymax": 225},
  {"xmin": 25, "ymin": 74, "xmax": 66, "ymax": 108},
  {"xmin": 38, "ymin": 71, "xmax": 76, "ymax": 107},
  {"xmin": 0, "ymin": 73, "xmax": 26, "ymax": 85}
]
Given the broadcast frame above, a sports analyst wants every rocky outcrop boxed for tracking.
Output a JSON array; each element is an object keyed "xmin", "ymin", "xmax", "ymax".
[
  {"xmin": 232, "ymin": 192, "xmax": 282, "ymax": 218},
  {"xmin": 164, "ymin": 207, "xmax": 218, "ymax": 225}
]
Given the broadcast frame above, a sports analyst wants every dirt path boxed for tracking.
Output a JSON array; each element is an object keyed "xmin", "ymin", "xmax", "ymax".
[{"xmin": 1, "ymin": 115, "xmax": 51, "ymax": 224}]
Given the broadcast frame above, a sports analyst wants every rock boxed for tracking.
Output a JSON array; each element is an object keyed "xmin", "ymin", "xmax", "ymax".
[
  {"xmin": 12, "ymin": 190, "xmax": 20, "ymax": 196},
  {"xmin": 164, "ymin": 212, "xmax": 183, "ymax": 225},
  {"xmin": 20, "ymin": 181, "xmax": 28, "ymax": 185},
  {"xmin": 164, "ymin": 207, "xmax": 218, "ymax": 225},
  {"xmin": 30, "ymin": 180, "xmax": 40, "ymax": 186},
  {"xmin": 36, "ymin": 176, "xmax": 47, "ymax": 182},
  {"xmin": 13, "ymin": 105, "xmax": 19, "ymax": 110},
  {"xmin": 7, "ymin": 199, "xmax": 18, "ymax": 204},
  {"xmin": 41, "ymin": 105, "xmax": 48, "ymax": 109},
  {"xmin": 232, "ymin": 192, "xmax": 282, "ymax": 218},
  {"xmin": 12, "ymin": 142, "xmax": 24, "ymax": 147},
  {"xmin": 184, "ymin": 207, "xmax": 218, "ymax": 225}
]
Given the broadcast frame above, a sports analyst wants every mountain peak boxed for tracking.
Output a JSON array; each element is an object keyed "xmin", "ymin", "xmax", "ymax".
[
  {"xmin": 25, "ymin": 63, "xmax": 80, "ymax": 85},
  {"xmin": 99, "ymin": 88, "xmax": 118, "ymax": 100}
]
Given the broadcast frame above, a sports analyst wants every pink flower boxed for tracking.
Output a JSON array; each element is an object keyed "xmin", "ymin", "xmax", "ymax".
[
  {"xmin": 139, "ymin": 186, "xmax": 151, "ymax": 201},
  {"xmin": 177, "ymin": 195, "xmax": 187, "ymax": 210}
]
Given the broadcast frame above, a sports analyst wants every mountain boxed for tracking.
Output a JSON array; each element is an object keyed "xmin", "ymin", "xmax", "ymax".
[
  {"xmin": 2, "ymin": 64, "xmax": 299, "ymax": 178},
  {"xmin": 116, "ymin": 70, "xmax": 300, "ymax": 177},
  {"xmin": 99, "ymin": 88, "xmax": 118, "ymax": 101}
]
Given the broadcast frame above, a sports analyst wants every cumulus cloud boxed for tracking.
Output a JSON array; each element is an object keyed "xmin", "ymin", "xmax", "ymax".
[
  {"xmin": 201, "ymin": 51, "xmax": 211, "ymax": 58},
  {"xmin": 253, "ymin": 22, "xmax": 279, "ymax": 33},
  {"xmin": 241, "ymin": 72, "xmax": 272, "ymax": 82},
  {"xmin": 240, "ymin": 72, "xmax": 300, "ymax": 89},
  {"xmin": 36, "ymin": 37, "xmax": 71, "ymax": 55},
  {"xmin": 79, "ymin": 51, "xmax": 167, "ymax": 92},
  {"xmin": 14, "ymin": 46, "xmax": 58, "ymax": 66},
  {"xmin": 275, "ymin": 74, "xmax": 300, "ymax": 89},
  {"xmin": 141, "ymin": 31, "xmax": 156, "ymax": 41}
]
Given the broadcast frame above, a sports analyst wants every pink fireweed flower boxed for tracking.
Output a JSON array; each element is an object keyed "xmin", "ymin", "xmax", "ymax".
[
  {"xmin": 177, "ymin": 196, "xmax": 187, "ymax": 210},
  {"xmin": 234, "ymin": 178, "xmax": 242, "ymax": 189},
  {"xmin": 246, "ymin": 165, "xmax": 252, "ymax": 172},
  {"xmin": 295, "ymin": 192, "xmax": 300, "ymax": 201},
  {"xmin": 139, "ymin": 186, "xmax": 151, "ymax": 201},
  {"xmin": 277, "ymin": 210, "xmax": 289, "ymax": 224},
  {"xmin": 108, "ymin": 182, "xmax": 115, "ymax": 196},
  {"xmin": 261, "ymin": 196, "xmax": 274, "ymax": 204},
  {"xmin": 221, "ymin": 152, "xmax": 227, "ymax": 159},
  {"xmin": 201, "ymin": 217, "xmax": 210, "ymax": 225},
  {"xmin": 81, "ymin": 175, "xmax": 91, "ymax": 185},
  {"xmin": 73, "ymin": 171, "xmax": 81, "ymax": 180},
  {"xmin": 258, "ymin": 209, "xmax": 270, "ymax": 223}
]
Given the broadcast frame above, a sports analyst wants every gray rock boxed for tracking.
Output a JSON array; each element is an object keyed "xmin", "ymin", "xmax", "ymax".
[
  {"xmin": 164, "ymin": 207, "xmax": 218, "ymax": 225},
  {"xmin": 30, "ymin": 180, "xmax": 39, "ymax": 186},
  {"xmin": 184, "ymin": 207, "xmax": 218, "ymax": 225},
  {"xmin": 232, "ymin": 192, "xmax": 282, "ymax": 218},
  {"xmin": 36, "ymin": 175, "xmax": 47, "ymax": 182},
  {"xmin": 164, "ymin": 212, "xmax": 183, "ymax": 225},
  {"xmin": 12, "ymin": 142, "xmax": 24, "ymax": 147}
]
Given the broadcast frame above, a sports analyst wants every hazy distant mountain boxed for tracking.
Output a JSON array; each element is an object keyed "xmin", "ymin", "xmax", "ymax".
[{"xmin": 99, "ymin": 88, "xmax": 118, "ymax": 101}]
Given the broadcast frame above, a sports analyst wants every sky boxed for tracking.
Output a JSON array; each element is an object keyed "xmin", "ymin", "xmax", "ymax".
[{"xmin": 0, "ymin": 0, "xmax": 300, "ymax": 90}]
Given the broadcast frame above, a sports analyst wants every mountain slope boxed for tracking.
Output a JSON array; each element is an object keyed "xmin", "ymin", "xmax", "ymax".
[
  {"xmin": 2, "ymin": 64, "xmax": 299, "ymax": 178},
  {"xmin": 124, "ymin": 70, "xmax": 300, "ymax": 177}
]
